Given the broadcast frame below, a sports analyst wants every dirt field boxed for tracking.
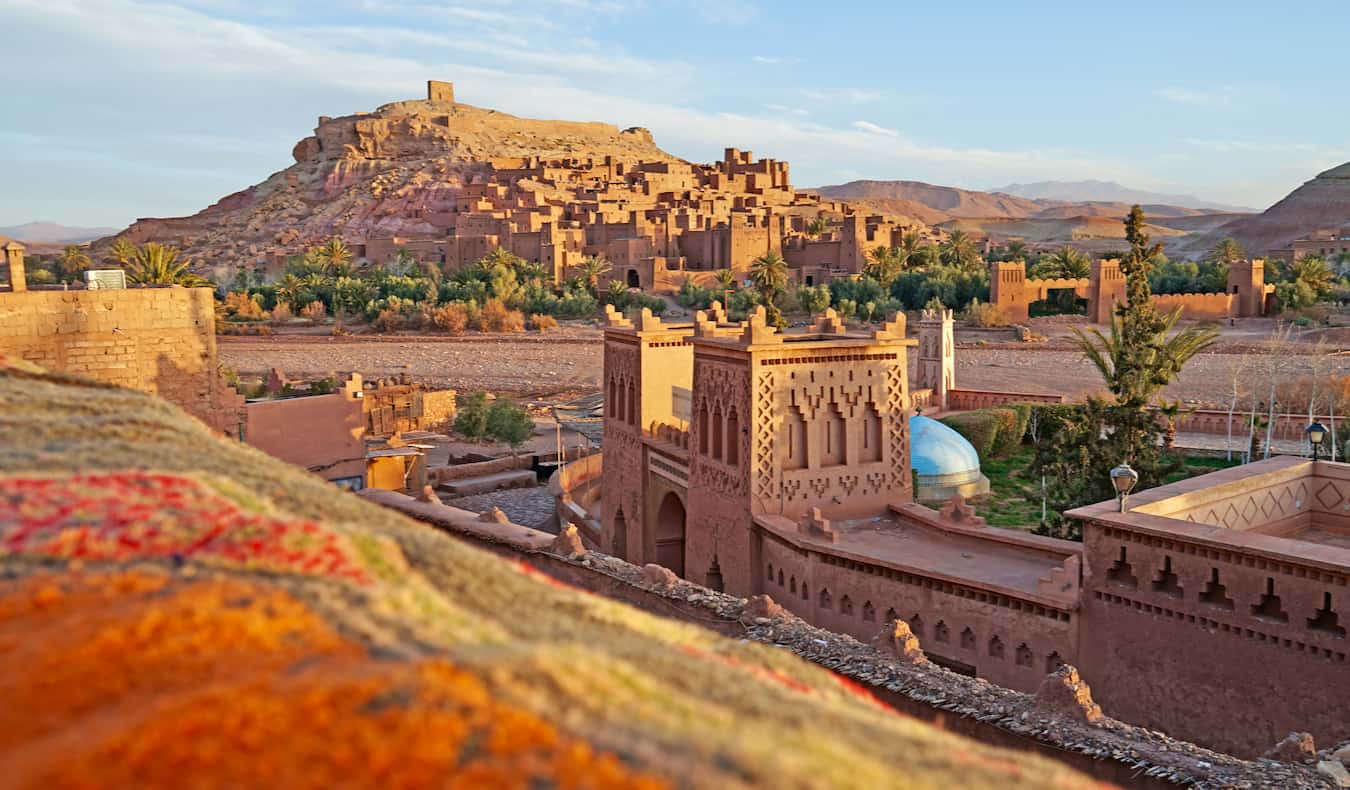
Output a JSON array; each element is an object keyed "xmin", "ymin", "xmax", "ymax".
[{"xmin": 218, "ymin": 317, "xmax": 1349, "ymax": 406}]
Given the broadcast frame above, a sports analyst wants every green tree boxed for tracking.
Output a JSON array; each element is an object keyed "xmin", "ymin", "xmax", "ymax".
[
  {"xmin": 572, "ymin": 255, "xmax": 613, "ymax": 296},
  {"xmin": 1207, "ymin": 237, "xmax": 1245, "ymax": 266},
  {"xmin": 486, "ymin": 398, "xmax": 535, "ymax": 456},
  {"xmin": 1290, "ymin": 255, "xmax": 1333, "ymax": 297},
  {"xmin": 805, "ymin": 216, "xmax": 831, "ymax": 237},
  {"xmin": 939, "ymin": 230, "xmax": 981, "ymax": 271},
  {"xmin": 864, "ymin": 246, "xmax": 904, "ymax": 285},
  {"xmin": 390, "ymin": 248, "xmax": 418, "ymax": 276},
  {"xmin": 56, "ymin": 245, "xmax": 91, "ymax": 282},
  {"xmin": 316, "ymin": 237, "xmax": 353, "ymax": 274},
  {"xmin": 897, "ymin": 231, "xmax": 923, "ymax": 266},
  {"xmin": 109, "ymin": 238, "xmax": 137, "ymax": 267},
  {"xmin": 1000, "ymin": 239, "xmax": 1028, "ymax": 262},
  {"xmin": 454, "ymin": 392, "xmax": 491, "ymax": 441},
  {"xmin": 1035, "ymin": 206, "xmax": 1218, "ymax": 532},
  {"xmin": 276, "ymin": 274, "xmax": 306, "ymax": 311},
  {"xmin": 750, "ymin": 251, "xmax": 789, "ymax": 328},
  {"xmin": 1031, "ymin": 246, "xmax": 1091, "ymax": 280},
  {"xmin": 126, "ymin": 243, "xmax": 210, "ymax": 286},
  {"xmin": 714, "ymin": 269, "xmax": 737, "ymax": 290}
]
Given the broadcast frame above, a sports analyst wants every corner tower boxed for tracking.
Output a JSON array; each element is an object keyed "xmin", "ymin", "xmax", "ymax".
[
  {"xmin": 682, "ymin": 307, "xmax": 915, "ymax": 597},
  {"xmin": 916, "ymin": 307, "xmax": 954, "ymax": 411}
]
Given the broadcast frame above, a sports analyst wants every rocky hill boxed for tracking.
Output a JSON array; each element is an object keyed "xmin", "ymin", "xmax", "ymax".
[
  {"xmin": 815, "ymin": 179, "xmax": 1250, "ymax": 250},
  {"xmin": 106, "ymin": 90, "xmax": 676, "ymax": 267},
  {"xmin": 1190, "ymin": 161, "xmax": 1350, "ymax": 256},
  {"xmin": 989, "ymin": 180, "xmax": 1254, "ymax": 213}
]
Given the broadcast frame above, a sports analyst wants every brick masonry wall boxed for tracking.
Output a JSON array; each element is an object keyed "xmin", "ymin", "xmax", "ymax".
[{"xmin": 0, "ymin": 287, "xmax": 243, "ymax": 434}]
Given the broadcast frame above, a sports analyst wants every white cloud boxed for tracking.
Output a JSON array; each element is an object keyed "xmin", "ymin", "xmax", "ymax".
[
  {"xmin": 1155, "ymin": 86, "xmax": 1236, "ymax": 107},
  {"xmin": 801, "ymin": 87, "xmax": 883, "ymax": 104},
  {"xmin": 753, "ymin": 55, "xmax": 782, "ymax": 64},
  {"xmin": 851, "ymin": 121, "xmax": 899, "ymax": 137}
]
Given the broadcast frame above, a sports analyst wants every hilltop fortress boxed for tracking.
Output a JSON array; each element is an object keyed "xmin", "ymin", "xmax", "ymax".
[{"xmin": 111, "ymin": 80, "xmax": 932, "ymax": 288}]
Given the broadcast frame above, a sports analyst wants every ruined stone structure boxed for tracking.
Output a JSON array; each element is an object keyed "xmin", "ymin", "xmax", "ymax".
[
  {"xmin": 577, "ymin": 306, "xmax": 1350, "ymax": 758},
  {"xmin": 0, "ymin": 255, "xmax": 243, "ymax": 434},
  {"xmin": 988, "ymin": 257, "xmax": 1273, "ymax": 324}
]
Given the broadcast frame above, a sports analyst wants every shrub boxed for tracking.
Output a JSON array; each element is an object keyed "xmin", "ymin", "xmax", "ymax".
[
  {"xmin": 371, "ymin": 307, "xmax": 406, "ymax": 333},
  {"xmin": 940, "ymin": 411, "xmax": 1001, "ymax": 460},
  {"xmin": 300, "ymin": 300, "xmax": 327, "ymax": 321},
  {"xmin": 477, "ymin": 297, "xmax": 525, "ymax": 332},
  {"xmin": 269, "ymin": 302, "xmax": 294, "ymax": 325},
  {"xmin": 223, "ymin": 291, "xmax": 266, "ymax": 321},
  {"xmin": 454, "ymin": 392, "xmax": 490, "ymax": 440},
  {"xmin": 987, "ymin": 408, "xmax": 1021, "ymax": 456},
  {"xmin": 676, "ymin": 278, "xmax": 715, "ymax": 310},
  {"xmin": 429, "ymin": 303, "xmax": 469, "ymax": 335},
  {"xmin": 529, "ymin": 313, "xmax": 558, "ymax": 331},
  {"xmin": 628, "ymin": 293, "xmax": 667, "ymax": 316},
  {"xmin": 962, "ymin": 298, "xmax": 1008, "ymax": 327},
  {"xmin": 486, "ymin": 398, "xmax": 535, "ymax": 453},
  {"xmin": 1006, "ymin": 403, "xmax": 1033, "ymax": 446},
  {"xmin": 26, "ymin": 268, "xmax": 56, "ymax": 286}
]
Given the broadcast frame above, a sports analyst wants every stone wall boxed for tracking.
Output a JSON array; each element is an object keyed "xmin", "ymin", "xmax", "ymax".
[
  {"xmin": 948, "ymin": 389, "xmax": 1065, "ymax": 411},
  {"xmin": 0, "ymin": 286, "xmax": 243, "ymax": 434}
]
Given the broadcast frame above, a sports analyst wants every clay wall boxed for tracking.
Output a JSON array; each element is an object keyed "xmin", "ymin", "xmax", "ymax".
[
  {"xmin": 756, "ymin": 523, "xmax": 1078, "ymax": 693},
  {"xmin": 244, "ymin": 375, "xmax": 367, "ymax": 484},
  {"xmin": 1150, "ymin": 291, "xmax": 1233, "ymax": 320},
  {"xmin": 1078, "ymin": 517, "xmax": 1350, "ymax": 757},
  {"xmin": 1169, "ymin": 407, "xmax": 1338, "ymax": 443},
  {"xmin": 948, "ymin": 390, "xmax": 1065, "ymax": 411},
  {"xmin": 0, "ymin": 286, "xmax": 243, "ymax": 434}
]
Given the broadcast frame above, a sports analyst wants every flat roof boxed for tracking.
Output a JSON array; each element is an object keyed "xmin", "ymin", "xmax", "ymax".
[{"xmin": 759, "ymin": 508, "xmax": 1078, "ymax": 606}]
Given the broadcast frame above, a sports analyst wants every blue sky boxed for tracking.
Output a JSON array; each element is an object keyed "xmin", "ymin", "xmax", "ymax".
[{"xmin": 4, "ymin": 0, "xmax": 1349, "ymax": 228}]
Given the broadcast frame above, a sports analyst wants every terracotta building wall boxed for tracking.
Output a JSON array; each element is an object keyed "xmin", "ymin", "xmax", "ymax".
[
  {"xmin": 758, "ymin": 528, "xmax": 1078, "ymax": 693},
  {"xmin": 244, "ymin": 376, "xmax": 367, "ymax": 484},
  {"xmin": 1077, "ymin": 520, "xmax": 1350, "ymax": 757},
  {"xmin": 0, "ymin": 286, "xmax": 243, "ymax": 434}
]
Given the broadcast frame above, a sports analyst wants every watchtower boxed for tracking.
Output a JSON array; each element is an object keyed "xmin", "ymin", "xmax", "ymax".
[
  {"xmin": 917, "ymin": 308, "xmax": 955, "ymax": 411},
  {"xmin": 1227, "ymin": 259, "xmax": 1267, "ymax": 317},
  {"xmin": 1, "ymin": 237, "xmax": 25, "ymax": 292},
  {"xmin": 988, "ymin": 260, "xmax": 1029, "ymax": 323},
  {"xmin": 427, "ymin": 80, "xmax": 455, "ymax": 104}
]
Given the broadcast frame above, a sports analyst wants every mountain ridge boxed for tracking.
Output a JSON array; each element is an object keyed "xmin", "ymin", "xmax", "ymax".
[
  {"xmin": 989, "ymin": 180, "xmax": 1255, "ymax": 213},
  {"xmin": 0, "ymin": 222, "xmax": 119, "ymax": 244}
]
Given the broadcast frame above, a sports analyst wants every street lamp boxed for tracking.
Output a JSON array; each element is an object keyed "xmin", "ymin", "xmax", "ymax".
[
  {"xmin": 1307, "ymin": 422, "xmax": 1329, "ymax": 461},
  {"xmin": 1110, "ymin": 463, "xmax": 1139, "ymax": 513}
]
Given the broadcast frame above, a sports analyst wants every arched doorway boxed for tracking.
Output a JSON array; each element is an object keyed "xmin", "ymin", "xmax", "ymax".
[
  {"xmin": 626, "ymin": 269, "xmax": 640, "ymax": 288},
  {"xmin": 611, "ymin": 508, "xmax": 627, "ymax": 559},
  {"xmin": 655, "ymin": 492, "xmax": 686, "ymax": 577}
]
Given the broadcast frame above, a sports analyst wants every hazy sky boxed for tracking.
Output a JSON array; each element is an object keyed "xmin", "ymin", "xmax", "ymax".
[{"xmin": 5, "ymin": 0, "xmax": 1349, "ymax": 228}]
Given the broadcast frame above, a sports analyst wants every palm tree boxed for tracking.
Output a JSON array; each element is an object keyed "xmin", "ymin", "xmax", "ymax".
[
  {"xmin": 1208, "ymin": 238, "xmax": 1245, "ymax": 266},
  {"xmin": 109, "ymin": 238, "xmax": 137, "ymax": 267},
  {"xmin": 515, "ymin": 260, "xmax": 550, "ymax": 287},
  {"xmin": 714, "ymin": 269, "xmax": 737, "ymax": 290},
  {"xmin": 939, "ymin": 230, "xmax": 981, "ymax": 271},
  {"xmin": 1001, "ymin": 240, "xmax": 1028, "ymax": 262},
  {"xmin": 1291, "ymin": 255, "xmax": 1333, "ymax": 294},
  {"xmin": 863, "ymin": 246, "xmax": 903, "ymax": 285},
  {"xmin": 276, "ymin": 274, "xmax": 305, "ymax": 310},
  {"xmin": 1033, "ymin": 246, "xmax": 1091, "ymax": 280},
  {"xmin": 481, "ymin": 247, "xmax": 521, "ymax": 271},
  {"xmin": 750, "ymin": 255, "xmax": 788, "ymax": 307},
  {"xmin": 316, "ymin": 237, "xmax": 352, "ymax": 274},
  {"xmin": 898, "ymin": 230, "xmax": 923, "ymax": 261},
  {"xmin": 1157, "ymin": 400, "xmax": 1184, "ymax": 450},
  {"xmin": 56, "ymin": 245, "xmax": 92, "ymax": 282},
  {"xmin": 1072, "ymin": 307, "xmax": 1218, "ymax": 408},
  {"xmin": 805, "ymin": 216, "xmax": 831, "ymax": 237},
  {"xmin": 389, "ymin": 247, "xmax": 418, "ymax": 276},
  {"xmin": 572, "ymin": 255, "xmax": 613, "ymax": 295},
  {"xmin": 126, "ymin": 243, "xmax": 210, "ymax": 287}
]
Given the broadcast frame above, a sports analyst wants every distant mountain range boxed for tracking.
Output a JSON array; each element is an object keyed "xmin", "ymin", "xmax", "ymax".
[
  {"xmin": 0, "ymin": 222, "xmax": 119, "ymax": 244},
  {"xmin": 988, "ymin": 180, "xmax": 1256, "ymax": 213}
]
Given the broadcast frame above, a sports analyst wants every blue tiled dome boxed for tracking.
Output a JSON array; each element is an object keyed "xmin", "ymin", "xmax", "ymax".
[{"xmin": 909, "ymin": 415, "xmax": 982, "ymax": 478}]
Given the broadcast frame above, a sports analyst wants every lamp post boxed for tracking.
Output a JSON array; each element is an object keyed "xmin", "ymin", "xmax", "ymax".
[
  {"xmin": 1110, "ymin": 463, "xmax": 1139, "ymax": 513},
  {"xmin": 1307, "ymin": 421, "xmax": 1328, "ymax": 461}
]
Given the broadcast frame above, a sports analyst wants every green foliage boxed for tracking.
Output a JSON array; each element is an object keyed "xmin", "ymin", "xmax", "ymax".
[
  {"xmin": 987, "ymin": 408, "xmax": 1022, "ymax": 456},
  {"xmin": 940, "ymin": 411, "xmax": 1001, "ymax": 459},
  {"xmin": 1148, "ymin": 258, "xmax": 1227, "ymax": 295},
  {"xmin": 486, "ymin": 398, "xmax": 535, "ymax": 452},
  {"xmin": 454, "ymin": 392, "xmax": 491, "ymax": 440},
  {"xmin": 126, "ymin": 243, "xmax": 211, "ymax": 287},
  {"xmin": 1030, "ymin": 246, "xmax": 1090, "ymax": 280},
  {"xmin": 795, "ymin": 284, "xmax": 831, "ymax": 314},
  {"xmin": 1033, "ymin": 207, "xmax": 1218, "ymax": 532},
  {"xmin": 676, "ymin": 277, "xmax": 716, "ymax": 310},
  {"xmin": 56, "ymin": 245, "xmax": 92, "ymax": 282},
  {"xmin": 750, "ymin": 252, "xmax": 789, "ymax": 328},
  {"xmin": 805, "ymin": 216, "xmax": 831, "ymax": 237},
  {"xmin": 890, "ymin": 264, "xmax": 989, "ymax": 310},
  {"xmin": 1207, "ymin": 237, "xmax": 1245, "ymax": 266},
  {"xmin": 939, "ymin": 230, "xmax": 982, "ymax": 272},
  {"xmin": 961, "ymin": 298, "xmax": 1008, "ymax": 327}
]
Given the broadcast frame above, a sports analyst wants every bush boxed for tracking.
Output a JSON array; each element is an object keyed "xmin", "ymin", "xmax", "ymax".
[
  {"xmin": 477, "ymin": 297, "xmax": 525, "ymax": 332},
  {"xmin": 529, "ymin": 313, "xmax": 558, "ymax": 331},
  {"xmin": 987, "ymin": 408, "xmax": 1021, "ymax": 456},
  {"xmin": 940, "ymin": 411, "xmax": 1001, "ymax": 460},
  {"xmin": 223, "ymin": 291, "xmax": 266, "ymax": 321},
  {"xmin": 26, "ymin": 268, "xmax": 56, "ymax": 286},
  {"xmin": 1007, "ymin": 403, "xmax": 1032, "ymax": 446},
  {"xmin": 269, "ymin": 302, "xmax": 294, "ymax": 325},
  {"xmin": 370, "ymin": 307, "xmax": 406, "ymax": 333},
  {"xmin": 429, "ymin": 303, "xmax": 469, "ymax": 334},
  {"xmin": 676, "ymin": 277, "xmax": 715, "ymax": 310},
  {"xmin": 1027, "ymin": 404, "xmax": 1081, "ymax": 443},
  {"xmin": 300, "ymin": 300, "xmax": 327, "ymax": 321},
  {"xmin": 486, "ymin": 398, "xmax": 535, "ymax": 452},
  {"xmin": 962, "ymin": 298, "xmax": 1008, "ymax": 328},
  {"xmin": 454, "ymin": 392, "xmax": 490, "ymax": 440},
  {"xmin": 628, "ymin": 293, "xmax": 667, "ymax": 316}
]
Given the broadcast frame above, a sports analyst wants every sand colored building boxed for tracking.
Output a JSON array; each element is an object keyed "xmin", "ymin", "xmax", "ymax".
[
  {"xmin": 989, "ymin": 257, "xmax": 1273, "ymax": 323},
  {"xmin": 564, "ymin": 303, "xmax": 1350, "ymax": 757}
]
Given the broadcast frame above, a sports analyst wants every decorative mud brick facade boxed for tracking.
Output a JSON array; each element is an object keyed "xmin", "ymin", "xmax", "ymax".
[{"xmin": 0, "ymin": 285, "xmax": 243, "ymax": 434}]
